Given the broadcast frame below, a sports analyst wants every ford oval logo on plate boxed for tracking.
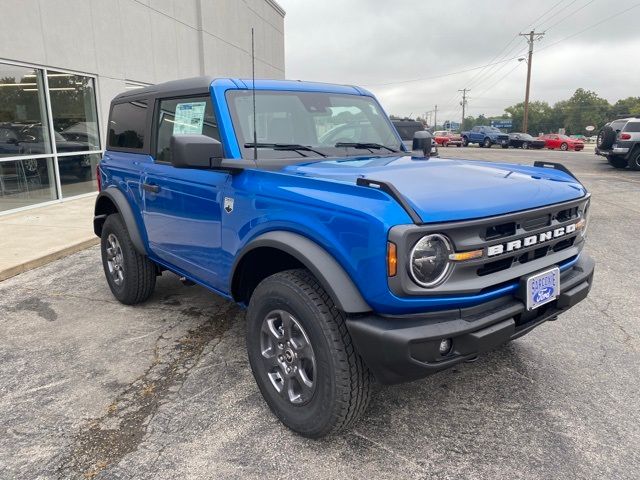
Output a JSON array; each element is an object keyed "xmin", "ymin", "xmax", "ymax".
[{"xmin": 526, "ymin": 267, "xmax": 560, "ymax": 310}]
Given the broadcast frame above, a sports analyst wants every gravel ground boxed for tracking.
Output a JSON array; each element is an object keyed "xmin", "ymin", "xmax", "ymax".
[{"xmin": 0, "ymin": 146, "xmax": 638, "ymax": 479}]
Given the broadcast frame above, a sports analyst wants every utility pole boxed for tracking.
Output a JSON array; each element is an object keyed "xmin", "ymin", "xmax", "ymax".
[
  {"xmin": 433, "ymin": 104, "xmax": 438, "ymax": 130},
  {"xmin": 458, "ymin": 88, "xmax": 469, "ymax": 130},
  {"xmin": 519, "ymin": 30, "xmax": 545, "ymax": 133}
]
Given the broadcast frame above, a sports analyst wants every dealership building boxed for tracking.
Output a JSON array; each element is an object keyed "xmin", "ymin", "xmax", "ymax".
[{"xmin": 0, "ymin": 0, "xmax": 285, "ymax": 214}]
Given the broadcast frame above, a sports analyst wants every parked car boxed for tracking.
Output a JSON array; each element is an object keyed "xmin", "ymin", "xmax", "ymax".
[
  {"xmin": 507, "ymin": 133, "xmax": 545, "ymax": 150},
  {"xmin": 391, "ymin": 119, "xmax": 438, "ymax": 156},
  {"xmin": 461, "ymin": 125, "xmax": 509, "ymax": 148},
  {"xmin": 538, "ymin": 134, "xmax": 585, "ymax": 151},
  {"xmin": 595, "ymin": 117, "xmax": 640, "ymax": 170},
  {"xmin": 434, "ymin": 130, "xmax": 462, "ymax": 147},
  {"xmin": 94, "ymin": 76, "xmax": 594, "ymax": 438}
]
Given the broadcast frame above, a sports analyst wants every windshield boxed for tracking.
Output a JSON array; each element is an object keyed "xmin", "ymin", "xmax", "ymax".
[{"xmin": 227, "ymin": 90, "xmax": 401, "ymax": 159}]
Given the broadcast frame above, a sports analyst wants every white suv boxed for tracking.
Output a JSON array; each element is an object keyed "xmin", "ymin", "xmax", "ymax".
[{"xmin": 595, "ymin": 117, "xmax": 640, "ymax": 170}]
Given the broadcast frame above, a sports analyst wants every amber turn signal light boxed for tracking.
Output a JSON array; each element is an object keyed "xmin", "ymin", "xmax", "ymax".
[
  {"xmin": 448, "ymin": 249, "xmax": 483, "ymax": 261},
  {"xmin": 387, "ymin": 242, "xmax": 397, "ymax": 277}
]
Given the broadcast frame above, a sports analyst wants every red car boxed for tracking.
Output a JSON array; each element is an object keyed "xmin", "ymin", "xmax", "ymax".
[
  {"xmin": 433, "ymin": 130, "xmax": 462, "ymax": 147},
  {"xmin": 538, "ymin": 134, "xmax": 584, "ymax": 151}
]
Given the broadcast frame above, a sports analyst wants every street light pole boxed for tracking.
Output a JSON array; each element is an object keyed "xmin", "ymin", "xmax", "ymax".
[{"xmin": 519, "ymin": 30, "xmax": 544, "ymax": 133}]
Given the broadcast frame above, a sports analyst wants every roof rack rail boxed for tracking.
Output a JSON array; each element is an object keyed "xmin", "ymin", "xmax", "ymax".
[
  {"xmin": 356, "ymin": 177, "xmax": 422, "ymax": 224},
  {"xmin": 533, "ymin": 161, "xmax": 578, "ymax": 181}
]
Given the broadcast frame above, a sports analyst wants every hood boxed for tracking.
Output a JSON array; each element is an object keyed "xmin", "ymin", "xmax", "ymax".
[{"xmin": 281, "ymin": 156, "xmax": 586, "ymax": 223}]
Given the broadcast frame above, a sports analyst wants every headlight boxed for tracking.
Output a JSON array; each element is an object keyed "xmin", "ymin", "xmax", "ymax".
[
  {"xmin": 409, "ymin": 234, "xmax": 453, "ymax": 288},
  {"xmin": 580, "ymin": 201, "xmax": 590, "ymax": 237}
]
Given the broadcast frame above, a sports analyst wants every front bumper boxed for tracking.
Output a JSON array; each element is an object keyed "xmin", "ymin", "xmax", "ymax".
[{"xmin": 346, "ymin": 253, "xmax": 595, "ymax": 384}]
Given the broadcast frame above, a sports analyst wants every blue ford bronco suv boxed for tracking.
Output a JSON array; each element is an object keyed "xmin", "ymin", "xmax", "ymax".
[{"xmin": 94, "ymin": 77, "xmax": 594, "ymax": 438}]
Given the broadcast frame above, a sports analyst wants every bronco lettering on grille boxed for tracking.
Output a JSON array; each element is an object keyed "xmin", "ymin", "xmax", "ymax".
[{"xmin": 487, "ymin": 223, "xmax": 577, "ymax": 257}]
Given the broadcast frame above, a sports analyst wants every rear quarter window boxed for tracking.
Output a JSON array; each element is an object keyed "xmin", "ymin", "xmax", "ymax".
[
  {"xmin": 107, "ymin": 100, "xmax": 148, "ymax": 150},
  {"xmin": 622, "ymin": 121, "xmax": 640, "ymax": 132}
]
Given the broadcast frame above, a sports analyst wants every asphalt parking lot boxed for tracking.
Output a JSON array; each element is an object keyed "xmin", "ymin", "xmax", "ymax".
[{"xmin": 1, "ymin": 146, "xmax": 639, "ymax": 479}]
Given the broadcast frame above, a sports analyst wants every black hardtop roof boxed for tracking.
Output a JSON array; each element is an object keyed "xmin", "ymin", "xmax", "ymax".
[{"xmin": 112, "ymin": 76, "xmax": 216, "ymax": 104}]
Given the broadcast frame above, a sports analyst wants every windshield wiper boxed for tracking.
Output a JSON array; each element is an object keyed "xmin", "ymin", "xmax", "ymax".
[
  {"xmin": 335, "ymin": 142, "xmax": 400, "ymax": 153},
  {"xmin": 244, "ymin": 142, "xmax": 327, "ymax": 157}
]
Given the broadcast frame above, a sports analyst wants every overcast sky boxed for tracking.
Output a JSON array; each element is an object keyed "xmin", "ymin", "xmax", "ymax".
[{"xmin": 277, "ymin": 0, "xmax": 640, "ymax": 123}]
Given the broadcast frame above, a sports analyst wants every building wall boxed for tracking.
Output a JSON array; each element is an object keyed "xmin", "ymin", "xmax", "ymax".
[{"xmin": 0, "ymin": 0, "xmax": 285, "ymax": 133}]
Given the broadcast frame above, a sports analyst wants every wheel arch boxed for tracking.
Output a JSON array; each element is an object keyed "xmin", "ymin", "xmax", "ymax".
[
  {"xmin": 231, "ymin": 231, "xmax": 372, "ymax": 314},
  {"xmin": 94, "ymin": 188, "xmax": 147, "ymax": 255}
]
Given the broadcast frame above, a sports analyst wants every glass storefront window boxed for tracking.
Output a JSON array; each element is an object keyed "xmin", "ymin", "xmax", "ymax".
[
  {"xmin": 0, "ymin": 62, "xmax": 102, "ymax": 214},
  {"xmin": 47, "ymin": 71, "xmax": 100, "ymax": 151},
  {"xmin": 0, "ymin": 157, "xmax": 57, "ymax": 212},
  {"xmin": 0, "ymin": 64, "xmax": 51, "ymax": 158},
  {"xmin": 58, "ymin": 153, "xmax": 100, "ymax": 197}
]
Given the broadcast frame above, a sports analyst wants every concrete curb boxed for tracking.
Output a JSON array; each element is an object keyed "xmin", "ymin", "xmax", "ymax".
[{"xmin": 0, "ymin": 237, "xmax": 99, "ymax": 282}]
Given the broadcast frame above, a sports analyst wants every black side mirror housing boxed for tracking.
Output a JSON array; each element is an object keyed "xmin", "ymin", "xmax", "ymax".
[
  {"xmin": 170, "ymin": 134, "xmax": 224, "ymax": 169},
  {"xmin": 412, "ymin": 130, "xmax": 434, "ymax": 156}
]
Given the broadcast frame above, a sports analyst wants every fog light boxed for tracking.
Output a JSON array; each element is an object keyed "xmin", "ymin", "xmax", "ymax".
[{"xmin": 439, "ymin": 338, "xmax": 452, "ymax": 355}]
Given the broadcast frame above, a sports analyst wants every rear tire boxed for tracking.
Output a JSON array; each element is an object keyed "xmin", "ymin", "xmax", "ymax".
[
  {"xmin": 501, "ymin": 144, "xmax": 509, "ymax": 149},
  {"xmin": 100, "ymin": 213, "xmax": 156, "ymax": 305},
  {"xmin": 607, "ymin": 155, "xmax": 628, "ymax": 169},
  {"xmin": 522, "ymin": 141, "xmax": 529, "ymax": 150},
  {"xmin": 246, "ymin": 269, "xmax": 371, "ymax": 438},
  {"xmin": 560, "ymin": 142, "xmax": 569, "ymax": 151},
  {"xmin": 628, "ymin": 150, "xmax": 640, "ymax": 171}
]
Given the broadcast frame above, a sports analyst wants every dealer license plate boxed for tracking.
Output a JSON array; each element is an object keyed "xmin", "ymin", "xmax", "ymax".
[{"xmin": 525, "ymin": 267, "xmax": 560, "ymax": 310}]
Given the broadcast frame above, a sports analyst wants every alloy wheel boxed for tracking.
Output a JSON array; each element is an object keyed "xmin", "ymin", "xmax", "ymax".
[
  {"xmin": 260, "ymin": 309, "xmax": 316, "ymax": 405},
  {"xmin": 105, "ymin": 233, "xmax": 125, "ymax": 286}
]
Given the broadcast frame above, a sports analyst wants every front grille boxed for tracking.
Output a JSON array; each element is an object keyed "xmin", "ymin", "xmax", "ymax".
[{"xmin": 388, "ymin": 196, "xmax": 589, "ymax": 297}]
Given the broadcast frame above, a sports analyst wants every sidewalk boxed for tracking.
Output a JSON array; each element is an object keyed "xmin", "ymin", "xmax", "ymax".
[{"xmin": 0, "ymin": 195, "xmax": 99, "ymax": 281}]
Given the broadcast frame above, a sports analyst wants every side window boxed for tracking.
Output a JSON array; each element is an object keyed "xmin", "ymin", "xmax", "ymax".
[
  {"xmin": 623, "ymin": 122, "xmax": 640, "ymax": 132},
  {"xmin": 472, "ymin": 126, "xmax": 480, "ymax": 132},
  {"xmin": 155, "ymin": 96, "xmax": 219, "ymax": 163},
  {"xmin": 108, "ymin": 100, "xmax": 147, "ymax": 149}
]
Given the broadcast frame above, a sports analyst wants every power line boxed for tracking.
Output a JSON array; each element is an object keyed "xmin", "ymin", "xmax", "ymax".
[
  {"xmin": 537, "ymin": 0, "xmax": 582, "ymax": 30},
  {"xmin": 543, "ymin": 0, "xmax": 598, "ymax": 32},
  {"xmin": 538, "ymin": 2, "xmax": 640, "ymax": 52},
  {"xmin": 360, "ymin": 56, "xmax": 522, "ymax": 87}
]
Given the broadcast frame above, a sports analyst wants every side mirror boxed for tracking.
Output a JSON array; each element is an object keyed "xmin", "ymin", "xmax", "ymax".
[
  {"xmin": 412, "ymin": 130, "xmax": 434, "ymax": 156},
  {"xmin": 170, "ymin": 134, "xmax": 224, "ymax": 169}
]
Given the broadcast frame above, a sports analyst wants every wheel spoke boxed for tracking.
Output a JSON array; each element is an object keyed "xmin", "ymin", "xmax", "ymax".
[{"xmin": 281, "ymin": 312, "xmax": 293, "ymax": 341}]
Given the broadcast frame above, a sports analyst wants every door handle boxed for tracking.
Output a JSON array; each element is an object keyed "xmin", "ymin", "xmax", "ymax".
[{"xmin": 143, "ymin": 183, "xmax": 160, "ymax": 193}]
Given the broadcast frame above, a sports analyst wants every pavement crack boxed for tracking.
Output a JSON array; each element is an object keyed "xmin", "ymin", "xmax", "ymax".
[{"xmin": 54, "ymin": 306, "xmax": 236, "ymax": 479}]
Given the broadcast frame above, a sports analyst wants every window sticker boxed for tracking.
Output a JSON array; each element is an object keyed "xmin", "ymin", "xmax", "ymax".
[{"xmin": 173, "ymin": 102, "xmax": 206, "ymax": 135}]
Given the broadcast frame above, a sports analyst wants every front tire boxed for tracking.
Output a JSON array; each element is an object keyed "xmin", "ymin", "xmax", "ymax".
[
  {"xmin": 522, "ymin": 141, "xmax": 529, "ymax": 150},
  {"xmin": 462, "ymin": 137, "xmax": 469, "ymax": 147},
  {"xmin": 100, "ymin": 213, "xmax": 156, "ymax": 305},
  {"xmin": 483, "ymin": 137, "xmax": 492, "ymax": 148},
  {"xmin": 246, "ymin": 269, "xmax": 371, "ymax": 438}
]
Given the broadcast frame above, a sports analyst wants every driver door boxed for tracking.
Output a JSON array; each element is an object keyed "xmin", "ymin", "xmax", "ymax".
[{"xmin": 142, "ymin": 95, "xmax": 229, "ymax": 291}]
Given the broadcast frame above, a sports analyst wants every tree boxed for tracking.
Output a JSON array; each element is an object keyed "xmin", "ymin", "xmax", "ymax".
[
  {"xmin": 610, "ymin": 97, "xmax": 640, "ymax": 118},
  {"xmin": 557, "ymin": 88, "xmax": 610, "ymax": 135},
  {"xmin": 504, "ymin": 101, "xmax": 554, "ymax": 134}
]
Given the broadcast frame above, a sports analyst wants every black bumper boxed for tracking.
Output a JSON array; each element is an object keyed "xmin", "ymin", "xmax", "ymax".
[{"xmin": 346, "ymin": 254, "xmax": 595, "ymax": 384}]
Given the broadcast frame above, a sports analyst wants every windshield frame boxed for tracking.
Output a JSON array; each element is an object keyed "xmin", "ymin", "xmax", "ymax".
[{"xmin": 225, "ymin": 89, "xmax": 404, "ymax": 160}]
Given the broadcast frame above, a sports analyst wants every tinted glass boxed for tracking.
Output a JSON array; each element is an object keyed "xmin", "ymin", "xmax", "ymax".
[
  {"xmin": 108, "ymin": 100, "xmax": 147, "ymax": 149},
  {"xmin": 227, "ymin": 90, "xmax": 400, "ymax": 159},
  {"xmin": 48, "ymin": 71, "xmax": 100, "ymax": 151},
  {"xmin": 610, "ymin": 120, "xmax": 627, "ymax": 131},
  {"xmin": 623, "ymin": 122, "xmax": 640, "ymax": 132},
  {"xmin": 0, "ymin": 64, "xmax": 51, "ymax": 158},
  {"xmin": 394, "ymin": 124, "xmax": 423, "ymax": 141},
  {"xmin": 155, "ymin": 96, "xmax": 219, "ymax": 163}
]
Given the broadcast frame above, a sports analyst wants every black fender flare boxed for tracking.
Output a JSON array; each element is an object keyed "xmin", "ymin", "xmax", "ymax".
[
  {"xmin": 94, "ymin": 188, "xmax": 147, "ymax": 255},
  {"xmin": 232, "ymin": 231, "xmax": 372, "ymax": 313}
]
